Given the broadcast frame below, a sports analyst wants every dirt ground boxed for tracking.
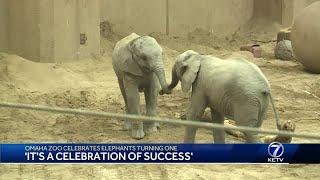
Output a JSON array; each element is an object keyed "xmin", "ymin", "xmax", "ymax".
[{"xmin": 0, "ymin": 27, "xmax": 320, "ymax": 179}]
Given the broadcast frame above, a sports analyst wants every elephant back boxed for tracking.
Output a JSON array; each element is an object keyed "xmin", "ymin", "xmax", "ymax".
[
  {"xmin": 223, "ymin": 58, "xmax": 271, "ymax": 97},
  {"xmin": 112, "ymin": 33, "xmax": 140, "ymax": 61}
]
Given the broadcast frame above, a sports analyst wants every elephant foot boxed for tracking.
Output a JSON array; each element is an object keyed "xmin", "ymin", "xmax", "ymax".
[
  {"xmin": 144, "ymin": 123, "xmax": 159, "ymax": 135},
  {"xmin": 123, "ymin": 120, "xmax": 132, "ymax": 131},
  {"xmin": 131, "ymin": 129, "xmax": 145, "ymax": 140},
  {"xmin": 244, "ymin": 133, "xmax": 261, "ymax": 143},
  {"xmin": 184, "ymin": 139, "xmax": 195, "ymax": 144}
]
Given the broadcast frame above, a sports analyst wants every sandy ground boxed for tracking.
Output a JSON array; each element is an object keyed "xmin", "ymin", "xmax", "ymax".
[{"xmin": 0, "ymin": 29, "xmax": 320, "ymax": 179}]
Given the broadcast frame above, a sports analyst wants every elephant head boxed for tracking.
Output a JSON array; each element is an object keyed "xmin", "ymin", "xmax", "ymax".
[
  {"xmin": 166, "ymin": 50, "xmax": 201, "ymax": 93},
  {"xmin": 125, "ymin": 36, "xmax": 171, "ymax": 94}
]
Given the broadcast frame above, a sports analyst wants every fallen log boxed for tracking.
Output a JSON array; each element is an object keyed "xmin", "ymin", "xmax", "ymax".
[
  {"xmin": 180, "ymin": 112, "xmax": 296, "ymax": 143},
  {"xmin": 225, "ymin": 120, "xmax": 296, "ymax": 143}
]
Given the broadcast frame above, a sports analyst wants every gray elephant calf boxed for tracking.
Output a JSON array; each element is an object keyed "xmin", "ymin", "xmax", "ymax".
[
  {"xmin": 112, "ymin": 33, "xmax": 171, "ymax": 139},
  {"xmin": 165, "ymin": 50, "xmax": 281, "ymax": 143}
]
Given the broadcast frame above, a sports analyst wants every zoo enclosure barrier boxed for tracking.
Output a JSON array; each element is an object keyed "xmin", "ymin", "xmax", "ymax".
[{"xmin": 0, "ymin": 102, "xmax": 320, "ymax": 141}]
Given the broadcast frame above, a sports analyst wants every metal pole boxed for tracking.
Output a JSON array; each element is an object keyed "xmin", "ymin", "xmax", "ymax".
[{"xmin": 0, "ymin": 102, "xmax": 320, "ymax": 140}]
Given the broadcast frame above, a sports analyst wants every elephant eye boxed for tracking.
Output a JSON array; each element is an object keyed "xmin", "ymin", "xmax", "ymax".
[
  {"xmin": 180, "ymin": 65, "xmax": 188, "ymax": 75},
  {"xmin": 141, "ymin": 55, "xmax": 148, "ymax": 61}
]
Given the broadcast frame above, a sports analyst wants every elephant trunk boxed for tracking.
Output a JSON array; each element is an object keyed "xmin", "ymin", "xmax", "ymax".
[
  {"xmin": 168, "ymin": 63, "xmax": 179, "ymax": 90},
  {"xmin": 154, "ymin": 65, "xmax": 170, "ymax": 94}
]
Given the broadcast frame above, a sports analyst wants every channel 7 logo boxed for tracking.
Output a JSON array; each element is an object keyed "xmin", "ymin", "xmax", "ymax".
[{"xmin": 267, "ymin": 142, "xmax": 284, "ymax": 163}]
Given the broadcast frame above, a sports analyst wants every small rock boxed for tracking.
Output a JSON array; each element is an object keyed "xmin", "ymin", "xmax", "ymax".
[
  {"xmin": 240, "ymin": 44, "xmax": 262, "ymax": 58},
  {"xmin": 165, "ymin": 102, "xmax": 177, "ymax": 108},
  {"xmin": 174, "ymin": 113, "xmax": 180, "ymax": 119},
  {"xmin": 274, "ymin": 40, "xmax": 294, "ymax": 60}
]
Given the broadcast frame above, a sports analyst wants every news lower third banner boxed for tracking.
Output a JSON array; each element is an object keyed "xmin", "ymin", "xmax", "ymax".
[{"xmin": 0, "ymin": 143, "xmax": 319, "ymax": 164}]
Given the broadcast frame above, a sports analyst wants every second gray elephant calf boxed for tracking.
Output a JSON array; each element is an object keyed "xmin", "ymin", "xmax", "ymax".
[
  {"xmin": 112, "ymin": 33, "xmax": 171, "ymax": 140},
  {"xmin": 165, "ymin": 50, "xmax": 281, "ymax": 143}
]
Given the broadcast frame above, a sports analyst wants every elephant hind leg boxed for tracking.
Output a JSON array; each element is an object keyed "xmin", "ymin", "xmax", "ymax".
[
  {"xmin": 243, "ymin": 131, "xmax": 261, "ymax": 143},
  {"xmin": 234, "ymin": 105, "xmax": 261, "ymax": 143},
  {"xmin": 210, "ymin": 108, "xmax": 225, "ymax": 144}
]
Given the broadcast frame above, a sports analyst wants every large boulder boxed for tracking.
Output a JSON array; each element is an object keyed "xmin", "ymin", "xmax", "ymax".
[{"xmin": 291, "ymin": 2, "xmax": 320, "ymax": 73}]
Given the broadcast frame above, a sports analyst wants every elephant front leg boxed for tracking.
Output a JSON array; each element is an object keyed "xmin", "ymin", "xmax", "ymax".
[
  {"xmin": 184, "ymin": 93, "xmax": 207, "ymax": 143},
  {"xmin": 144, "ymin": 78, "xmax": 159, "ymax": 135},
  {"xmin": 124, "ymin": 76, "xmax": 145, "ymax": 140},
  {"xmin": 117, "ymin": 79, "xmax": 131, "ymax": 130}
]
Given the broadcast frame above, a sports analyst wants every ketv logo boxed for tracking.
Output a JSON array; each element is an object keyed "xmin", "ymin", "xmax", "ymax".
[{"xmin": 267, "ymin": 142, "xmax": 284, "ymax": 163}]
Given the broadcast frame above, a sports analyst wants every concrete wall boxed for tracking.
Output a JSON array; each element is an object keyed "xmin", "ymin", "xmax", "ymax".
[
  {"xmin": 51, "ymin": 0, "xmax": 100, "ymax": 62},
  {"xmin": 39, "ymin": 0, "xmax": 54, "ymax": 62},
  {"xmin": 53, "ymin": 0, "xmax": 79, "ymax": 61},
  {"xmin": 78, "ymin": 0, "xmax": 100, "ymax": 59},
  {"xmin": 253, "ymin": 0, "xmax": 282, "ymax": 23},
  {"xmin": 252, "ymin": 0, "xmax": 319, "ymax": 27},
  {"xmin": 100, "ymin": 0, "xmax": 320, "ymax": 37},
  {"xmin": 282, "ymin": 0, "xmax": 320, "ymax": 26},
  {"xmin": 0, "ymin": 0, "xmax": 8, "ymax": 52},
  {"xmin": 2, "ymin": 0, "xmax": 319, "ymax": 61},
  {"xmin": 8, "ymin": 0, "xmax": 41, "ymax": 61},
  {"xmin": 100, "ymin": 0, "xmax": 167, "ymax": 35},
  {"xmin": 40, "ymin": 0, "xmax": 100, "ymax": 62},
  {"xmin": 0, "ymin": 0, "xmax": 100, "ymax": 62},
  {"xmin": 169, "ymin": 0, "xmax": 253, "ymax": 37},
  {"xmin": 293, "ymin": 0, "xmax": 320, "ymax": 17},
  {"xmin": 100, "ymin": 0, "xmax": 253, "ymax": 37}
]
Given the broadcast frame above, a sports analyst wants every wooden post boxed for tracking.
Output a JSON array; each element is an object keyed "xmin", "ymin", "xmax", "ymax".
[{"xmin": 277, "ymin": 27, "xmax": 291, "ymax": 42}]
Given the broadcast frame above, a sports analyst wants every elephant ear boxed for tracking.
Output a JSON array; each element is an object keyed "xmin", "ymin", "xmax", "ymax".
[
  {"xmin": 121, "ymin": 38, "xmax": 143, "ymax": 76},
  {"xmin": 122, "ymin": 54, "xmax": 143, "ymax": 76},
  {"xmin": 180, "ymin": 55, "xmax": 201, "ymax": 92}
]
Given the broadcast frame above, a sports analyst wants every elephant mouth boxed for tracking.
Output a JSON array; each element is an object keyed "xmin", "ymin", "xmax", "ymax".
[
  {"xmin": 141, "ymin": 68, "xmax": 149, "ymax": 73},
  {"xmin": 141, "ymin": 66, "xmax": 152, "ymax": 73}
]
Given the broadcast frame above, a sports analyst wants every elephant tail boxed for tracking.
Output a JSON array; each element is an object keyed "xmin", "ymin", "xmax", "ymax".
[{"xmin": 263, "ymin": 91, "xmax": 282, "ymax": 130}]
